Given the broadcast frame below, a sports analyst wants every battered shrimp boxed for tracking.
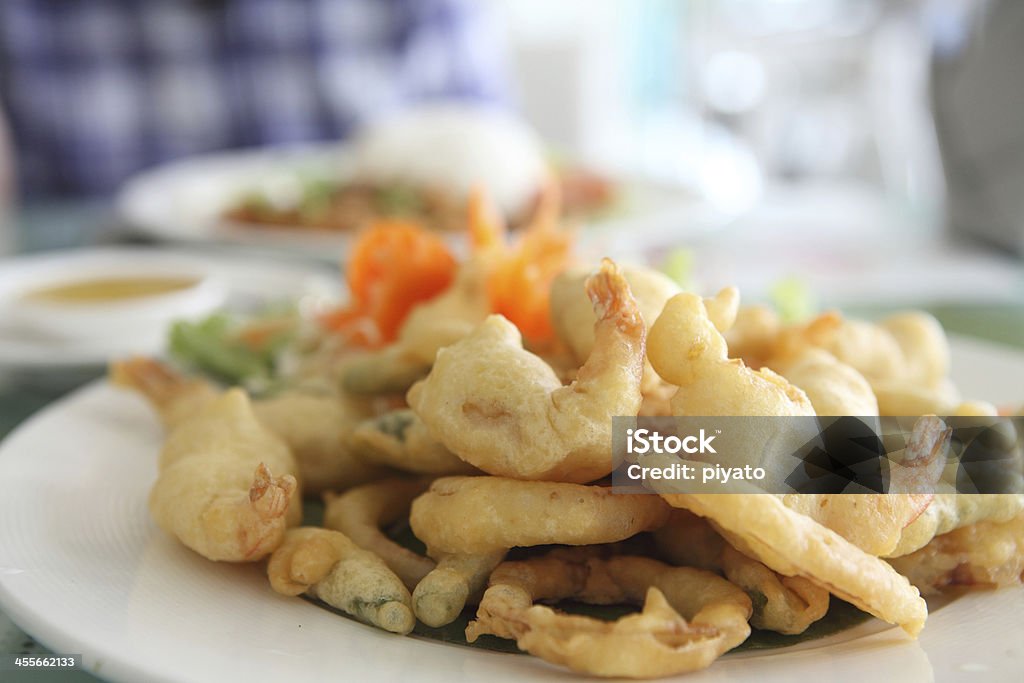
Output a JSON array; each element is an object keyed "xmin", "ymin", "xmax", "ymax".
[
  {"xmin": 550, "ymin": 264, "xmax": 680, "ymax": 393},
  {"xmin": 654, "ymin": 510, "xmax": 829, "ymax": 635},
  {"xmin": 147, "ymin": 388, "xmax": 300, "ymax": 561},
  {"xmin": 888, "ymin": 513, "xmax": 1024, "ymax": 594},
  {"xmin": 647, "ymin": 290, "xmax": 814, "ymax": 417},
  {"xmin": 723, "ymin": 305, "xmax": 782, "ymax": 368},
  {"xmin": 408, "ymin": 258, "xmax": 645, "ymax": 482},
  {"xmin": 768, "ymin": 347, "xmax": 879, "ymax": 416},
  {"xmin": 466, "ymin": 550, "xmax": 752, "ymax": 678},
  {"xmin": 872, "ymin": 380, "xmax": 998, "ymax": 417},
  {"xmin": 786, "ymin": 311, "xmax": 991, "ymax": 418},
  {"xmin": 779, "ymin": 310, "xmax": 950, "ymax": 387},
  {"xmin": 251, "ymin": 390, "xmax": 391, "ymax": 493},
  {"xmin": 112, "ymin": 357, "xmax": 389, "ymax": 494}
]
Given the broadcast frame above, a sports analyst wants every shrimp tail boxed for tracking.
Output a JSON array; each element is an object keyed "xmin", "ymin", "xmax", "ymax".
[
  {"xmin": 249, "ymin": 462, "xmax": 298, "ymax": 520},
  {"xmin": 585, "ymin": 258, "xmax": 643, "ymax": 336},
  {"xmin": 529, "ymin": 175, "xmax": 562, "ymax": 233},
  {"xmin": 110, "ymin": 357, "xmax": 216, "ymax": 427},
  {"xmin": 110, "ymin": 357, "xmax": 188, "ymax": 405},
  {"xmin": 468, "ymin": 185, "xmax": 507, "ymax": 251},
  {"xmin": 237, "ymin": 464, "xmax": 298, "ymax": 560}
]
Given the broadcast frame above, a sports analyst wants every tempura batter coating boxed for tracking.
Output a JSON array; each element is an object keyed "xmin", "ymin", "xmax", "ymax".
[
  {"xmin": 780, "ymin": 494, "xmax": 933, "ymax": 557},
  {"xmin": 663, "ymin": 493, "xmax": 927, "ymax": 636},
  {"xmin": 768, "ymin": 347, "xmax": 879, "ymax": 417},
  {"xmin": 888, "ymin": 513, "xmax": 1024, "ymax": 594},
  {"xmin": 654, "ymin": 510, "xmax": 829, "ymax": 634},
  {"xmin": 778, "ymin": 310, "xmax": 950, "ymax": 389},
  {"xmin": 466, "ymin": 551, "xmax": 752, "ymax": 678},
  {"xmin": 323, "ymin": 477, "xmax": 435, "ymax": 589},
  {"xmin": 268, "ymin": 527, "xmax": 414, "ymax": 634},
  {"xmin": 111, "ymin": 357, "xmax": 389, "ymax": 494},
  {"xmin": 408, "ymin": 259, "xmax": 645, "ymax": 482},
  {"xmin": 647, "ymin": 290, "xmax": 815, "ymax": 417},
  {"xmin": 778, "ymin": 416, "xmax": 953, "ymax": 557},
  {"xmin": 412, "ymin": 550, "xmax": 506, "ymax": 627},
  {"xmin": 252, "ymin": 390, "xmax": 392, "ymax": 493},
  {"xmin": 550, "ymin": 264, "xmax": 680, "ymax": 392},
  {"xmin": 147, "ymin": 388, "xmax": 300, "ymax": 561},
  {"xmin": 410, "ymin": 476, "xmax": 671, "ymax": 555},
  {"xmin": 351, "ymin": 410, "xmax": 477, "ymax": 475},
  {"xmin": 723, "ymin": 305, "xmax": 782, "ymax": 368},
  {"xmin": 890, "ymin": 493, "xmax": 1024, "ymax": 557}
]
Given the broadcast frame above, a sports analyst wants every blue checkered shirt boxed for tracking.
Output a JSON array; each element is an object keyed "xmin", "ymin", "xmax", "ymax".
[{"xmin": 0, "ymin": 0, "xmax": 507, "ymax": 196}]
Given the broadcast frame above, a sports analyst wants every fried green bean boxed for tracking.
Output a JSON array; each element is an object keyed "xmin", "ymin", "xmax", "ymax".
[
  {"xmin": 323, "ymin": 478, "xmax": 436, "ymax": 589},
  {"xmin": 268, "ymin": 527, "xmax": 414, "ymax": 634},
  {"xmin": 412, "ymin": 551, "xmax": 506, "ymax": 627}
]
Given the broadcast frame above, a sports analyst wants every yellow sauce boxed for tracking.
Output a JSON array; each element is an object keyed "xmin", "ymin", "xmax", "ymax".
[{"xmin": 23, "ymin": 276, "xmax": 199, "ymax": 304}]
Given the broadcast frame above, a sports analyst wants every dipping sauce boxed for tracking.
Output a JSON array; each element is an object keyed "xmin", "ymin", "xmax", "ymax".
[{"xmin": 23, "ymin": 276, "xmax": 199, "ymax": 304}]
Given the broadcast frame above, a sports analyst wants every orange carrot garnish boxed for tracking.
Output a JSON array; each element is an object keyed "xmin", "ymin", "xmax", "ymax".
[{"xmin": 320, "ymin": 220, "xmax": 457, "ymax": 346}]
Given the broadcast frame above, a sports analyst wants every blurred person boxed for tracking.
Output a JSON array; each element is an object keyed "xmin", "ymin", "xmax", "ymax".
[
  {"xmin": 0, "ymin": 102, "xmax": 13, "ymax": 254},
  {"xmin": 931, "ymin": 0, "xmax": 1024, "ymax": 255},
  {"xmin": 0, "ymin": 0, "xmax": 508, "ymax": 198}
]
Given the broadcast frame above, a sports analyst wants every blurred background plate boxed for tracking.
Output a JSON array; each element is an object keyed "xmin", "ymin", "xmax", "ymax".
[
  {"xmin": 115, "ymin": 142, "xmax": 734, "ymax": 261},
  {"xmin": 115, "ymin": 145, "xmax": 358, "ymax": 259}
]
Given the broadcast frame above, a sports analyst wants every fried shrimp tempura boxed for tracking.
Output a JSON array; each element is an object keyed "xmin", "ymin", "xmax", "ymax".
[
  {"xmin": 323, "ymin": 478, "xmax": 435, "ymax": 589},
  {"xmin": 412, "ymin": 550, "xmax": 506, "ymax": 627},
  {"xmin": 550, "ymin": 264, "xmax": 680, "ymax": 392},
  {"xmin": 111, "ymin": 357, "xmax": 388, "ymax": 493},
  {"xmin": 268, "ymin": 527, "xmax": 414, "ymax": 634},
  {"xmin": 768, "ymin": 347, "xmax": 879, "ymax": 417},
  {"xmin": 466, "ymin": 550, "xmax": 752, "ymax": 678},
  {"xmin": 775, "ymin": 311, "xmax": 995, "ymax": 416},
  {"xmin": 408, "ymin": 258, "xmax": 645, "ymax": 482},
  {"xmin": 780, "ymin": 311, "xmax": 949, "ymax": 387},
  {"xmin": 251, "ymin": 390, "xmax": 391, "ymax": 492},
  {"xmin": 664, "ymin": 493, "xmax": 928, "ymax": 636},
  {"xmin": 647, "ymin": 290, "xmax": 815, "ymax": 418},
  {"xmin": 147, "ymin": 388, "xmax": 299, "ymax": 561},
  {"xmin": 888, "ymin": 512, "xmax": 1024, "ymax": 594},
  {"xmin": 778, "ymin": 416, "xmax": 957, "ymax": 558},
  {"xmin": 410, "ymin": 476, "xmax": 671, "ymax": 556},
  {"xmin": 723, "ymin": 305, "xmax": 782, "ymax": 369},
  {"xmin": 890, "ymin": 493, "xmax": 1024, "ymax": 558},
  {"xmin": 654, "ymin": 510, "xmax": 829, "ymax": 635}
]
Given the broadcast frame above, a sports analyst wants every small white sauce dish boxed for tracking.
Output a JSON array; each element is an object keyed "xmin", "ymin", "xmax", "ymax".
[{"xmin": 0, "ymin": 249, "xmax": 225, "ymax": 345}]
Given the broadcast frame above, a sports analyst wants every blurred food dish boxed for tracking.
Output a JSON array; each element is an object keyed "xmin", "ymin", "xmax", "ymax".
[
  {"xmin": 3, "ymin": 252, "xmax": 224, "ymax": 345},
  {"xmin": 116, "ymin": 110, "xmax": 728, "ymax": 259},
  {"xmin": 0, "ymin": 247, "xmax": 338, "ymax": 370}
]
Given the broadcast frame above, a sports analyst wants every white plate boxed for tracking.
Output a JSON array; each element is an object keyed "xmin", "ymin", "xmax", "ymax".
[
  {"xmin": 0, "ymin": 337, "xmax": 1022, "ymax": 683},
  {"xmin": 0, "ymin": 247, "xmax": 340, "ymax": 370},
  {"xmin": 115, "ymin": 144, "xmax": 733, "ymax": 261}
]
